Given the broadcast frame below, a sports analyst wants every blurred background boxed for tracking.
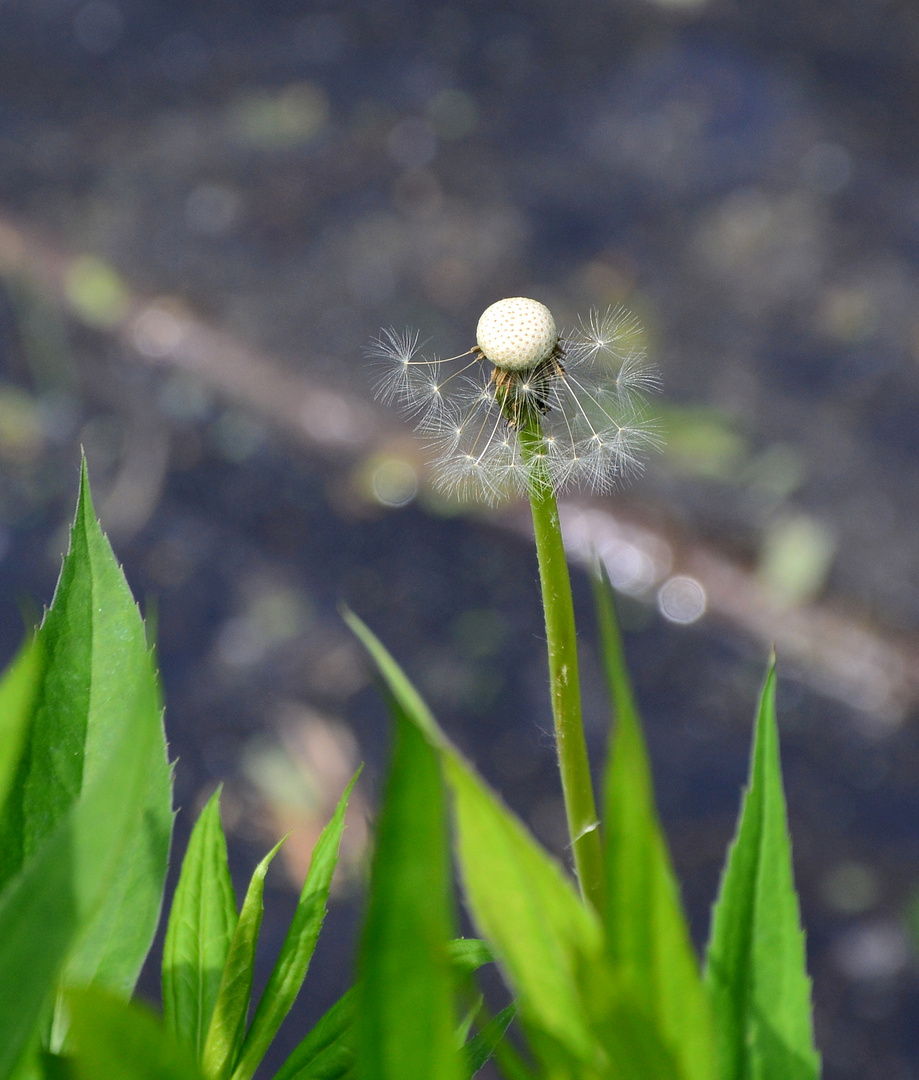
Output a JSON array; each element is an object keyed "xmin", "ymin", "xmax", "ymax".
[{"xmin": 2, "ymin": 0, "xmax": 919, "ymax": 1075}]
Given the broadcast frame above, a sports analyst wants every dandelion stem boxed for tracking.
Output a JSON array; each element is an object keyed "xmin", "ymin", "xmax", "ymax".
[{"xmin": 519, "ymin": 416, "xmax": 605, "ymax": 915}]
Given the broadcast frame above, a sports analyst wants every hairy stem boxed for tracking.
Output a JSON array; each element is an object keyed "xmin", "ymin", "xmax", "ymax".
[{"xmin": 518, "ymin": 417, "xmax": 605, "ymax": 914}]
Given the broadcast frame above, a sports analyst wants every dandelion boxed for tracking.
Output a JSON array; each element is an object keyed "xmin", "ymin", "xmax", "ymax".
[
  {"xmin": 368, "ymin": 297, "xmax": 660, "ymax": 503},
  {"xmin": 367, "ymin": 296, "xmax": 661, "ymax": 909}
]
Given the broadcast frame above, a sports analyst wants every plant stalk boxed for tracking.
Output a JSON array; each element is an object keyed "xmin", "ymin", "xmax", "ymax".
[{"xmin": 519, "ymin": 418, "xmax": 605, "ymax": 914}]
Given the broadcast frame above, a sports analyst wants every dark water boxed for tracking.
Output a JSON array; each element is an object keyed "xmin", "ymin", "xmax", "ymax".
[{"xmin": 3, "ymin": 1, "xmax": 919, "ymax": 1076}]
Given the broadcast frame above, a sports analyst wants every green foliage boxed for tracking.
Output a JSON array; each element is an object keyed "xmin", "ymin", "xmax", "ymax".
[
  {"xmin": 0, "ymin": 459, "xmax": 172, "ymax": 1075},
  {"xmin": 273, "ymin": 990, "xmax": 356, "ymax": 1080},
  {"xmin": 65, "ymin": 988, "xmax": 204, "ymax": 1080},
  {"xmin": 349, "ymin": 613, "xmax": 694, "ymax": 1080},
  {"xmin": 594, "ymin": 572, "xmax": 715, "ymax": 1080},
  {"xmin": 202, "ymin": 837, "xmax": 285, "ymax": 1079},
  {"xmin": 0, "ymin": 460, "xmax": 823, "ymax": 1080},
  {"xmin": 705, "ymin": 666, "xmax": 820, "ymax": 1080},
  {"xmin": 229, "ymin": 774, "xmax": 359, "ymax": 1080},
  {"xmin": 163, "ymin": 788, "xmax": 238, "ymax": 1058},
  {"xmin": 355, "ymin": 700, "xmax": 460, "ymax": 1080},
  {"xmin": 158, "ymin": 777, "xmax": 358, "ymax": 1080}
]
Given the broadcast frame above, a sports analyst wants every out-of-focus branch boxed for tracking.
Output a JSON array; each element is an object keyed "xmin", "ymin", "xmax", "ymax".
[{"xmin": 1, "ymin": 212, "xmax": 918, "ymax": 727}]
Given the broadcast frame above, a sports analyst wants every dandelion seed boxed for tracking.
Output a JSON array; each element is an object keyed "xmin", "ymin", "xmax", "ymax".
[{"xmin": 368, "ymin": 297, "xmax": 660, "ymax": 503}]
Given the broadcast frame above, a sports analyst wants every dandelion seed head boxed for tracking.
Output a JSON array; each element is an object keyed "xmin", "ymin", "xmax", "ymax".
[
  {"xmin": 369, "ymin": 299, "xmax": 661, "ymax": 503},
  {"xmin": 475, "ymin": 297, "xmax": 558, "ymax": 371}
]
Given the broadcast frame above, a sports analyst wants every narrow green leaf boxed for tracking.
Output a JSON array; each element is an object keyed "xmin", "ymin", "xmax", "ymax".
[
  {"xmin": 704, "ymin": 665, "xmax": 820, "ymax": 1080},
  {"xmin": 442, "ymin": 755, "xmax": 608, "ymax": 1071},
  {"xmin": 273, "ymin": 991, "xmax": 355, "ymax": 1080},
  {"xmin": 230, "ymin": 771, "xmax": 361, "ymax": 1080},
  {"xmin": 163, "ymin": 788, "xmax": 238, "ymax": 1059},
  {"xmin": 271, "ymin": 941, "xmax": 493, "ymax": 1080},
  {"xmin": 67, "ymin": 987, "xmax": 205, "ymax": 1080},
  {"xmin": 593, "ymin": 571, "xmax": 716, "ymax": 1080},
  {"xmin": 202, "ymin": 837, "xmax": 286, "ymax": 1080},
  {"xmin": 356, "ymin": 700, "xmax": 461, "ymax": 1080},
  {"xmin": 463, "ymin": 1005, "xmax": 516, "ymax": 1079},
  {"xmin": 445, "ymin": 939, "xmax": 494, "ymax": 976},
  {"xmin": 0, "ymin": 637, "xmax": 42, "ymax": 815}
]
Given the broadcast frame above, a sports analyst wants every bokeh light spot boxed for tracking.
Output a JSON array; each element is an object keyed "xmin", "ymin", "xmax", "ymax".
[{"xmin": 657, "ymin": 575, "xmax": 706, "ymax": 624}]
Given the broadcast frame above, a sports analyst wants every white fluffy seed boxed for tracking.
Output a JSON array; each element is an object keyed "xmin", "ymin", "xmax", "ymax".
[{"xmin": 475, "ymin": 297, "xmax": 558, "ymax": 371}]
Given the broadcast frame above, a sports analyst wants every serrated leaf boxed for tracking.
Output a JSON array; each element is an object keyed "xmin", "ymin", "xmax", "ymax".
[
  {"xmin": 202, "ymin": 836, "xmax": 286, "ymax": 1080},
  {"xmin": 0, "ymin": 459, "xmax": 172, "ymax": 1012},
  {"xmin": 704, "ymin": 665, "xmax": 820, "ymax": 1080},
  {"xmin": 593, "ymin": 571, "xmax": 715, "ymax": 1080},
  {"xmin": 163, "ymin": 788, "xmax": 238, "ymax": 1059},
  {"xmin": 67, "ymin": 987, "xmax": 204, "ymax": 1080},
  {"xmin": 230, "ymin": 770, "xmax": 360, "ymax": 1080},
  {"xmin": 356, "ymin": 699, "xmax": 461, "ymax": 1080},
  {"xmin": 0, "ymin": 594, "xmax": 165, "ymax": 1074}
]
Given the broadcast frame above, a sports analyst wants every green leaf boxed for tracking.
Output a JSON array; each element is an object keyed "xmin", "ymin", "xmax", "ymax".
[
  {"xmin": 704, "ymin": 665, "xmax": 820, "ymax": 1080},
  {"xmin": 230, "ymin": 771, "xmax": 361, "ymax": 1080},
  {"xmin": 442, "ymin": 755, "xmax": 611, "ymax": 1073},
  {"xmin": 0, "ymin": 838, "xmax": 75, "ymax": 1079},
  {"xmin": 356, "ymin": 699, "xmax": 461, "ymax": 1080},
  {"xmin": 202, "ymin": 837, "xmax": 286, "ymax": 1080},
  {"xmin": 462, "ymin": 1004, "xmax": 516, "ymax": 1079},
  {"xmin": 273, "ymin": 991, "xmax": 355, "ymax": 1080},
  {"xmin": 0, "ymin": 459, "xmax": 172, "ymax": 1008},
  {"xmin": 272, "ymin": 941, "xmax": 494, "ymax": 1080},
  {"xmin": 0, "ymin": 637, "xmax": 42, "ymax": 816},
  {"xmin": 163, "ymin": 788, "xmax": 239, "ymax": 1059},
  {"xmin": 593, "ymin": 571, "xmax": 716, "ymax": 1080},
  {"xmin": 0, "ymin": 588, "xmax": 166, "ymax": 1073},
  {"xmin": 66, "ymin": 987, "xmax": 205, "ymax": 1080},
  {"xmin": 348, "ymin": 611, "xmax": 698, "ymax": 1080},
  {"xmin": 445, "ymin": 939, "xmax": 494, "ymax": 976}
]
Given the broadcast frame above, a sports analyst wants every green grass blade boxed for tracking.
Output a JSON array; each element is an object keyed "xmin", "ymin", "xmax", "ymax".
[
  {"xmin": 163, "ymin": 789, "xmax": 239, "ymax": 1059},
  {"xmin": 202, "ymin": 837, "xmax": 286, "ymax": 1080},
  {"xmin": 230, "ymin": 771, "xmax": 360, "ymax": 1080},
  {"xmin": 462, "ymin": 1004, "xmax": 516, "ymax": 1079},
  {"xmin": 273, "ymin": 991, "xmax": 355, "ymax": 1080},
  {"xmin": 356, "ymin": 699, "xmax": 461, "ymax": 1080},
  {"xmin": 593, "ymin": 571, "xmax": 716, "ymax": 1080},
  {"xmin": 66, "ymin": 987, "xmax": 205, "ymax": 1080},
  {"xmin": 704, "ymin": 664, "xmax": 820, "ymax": 1080}
]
